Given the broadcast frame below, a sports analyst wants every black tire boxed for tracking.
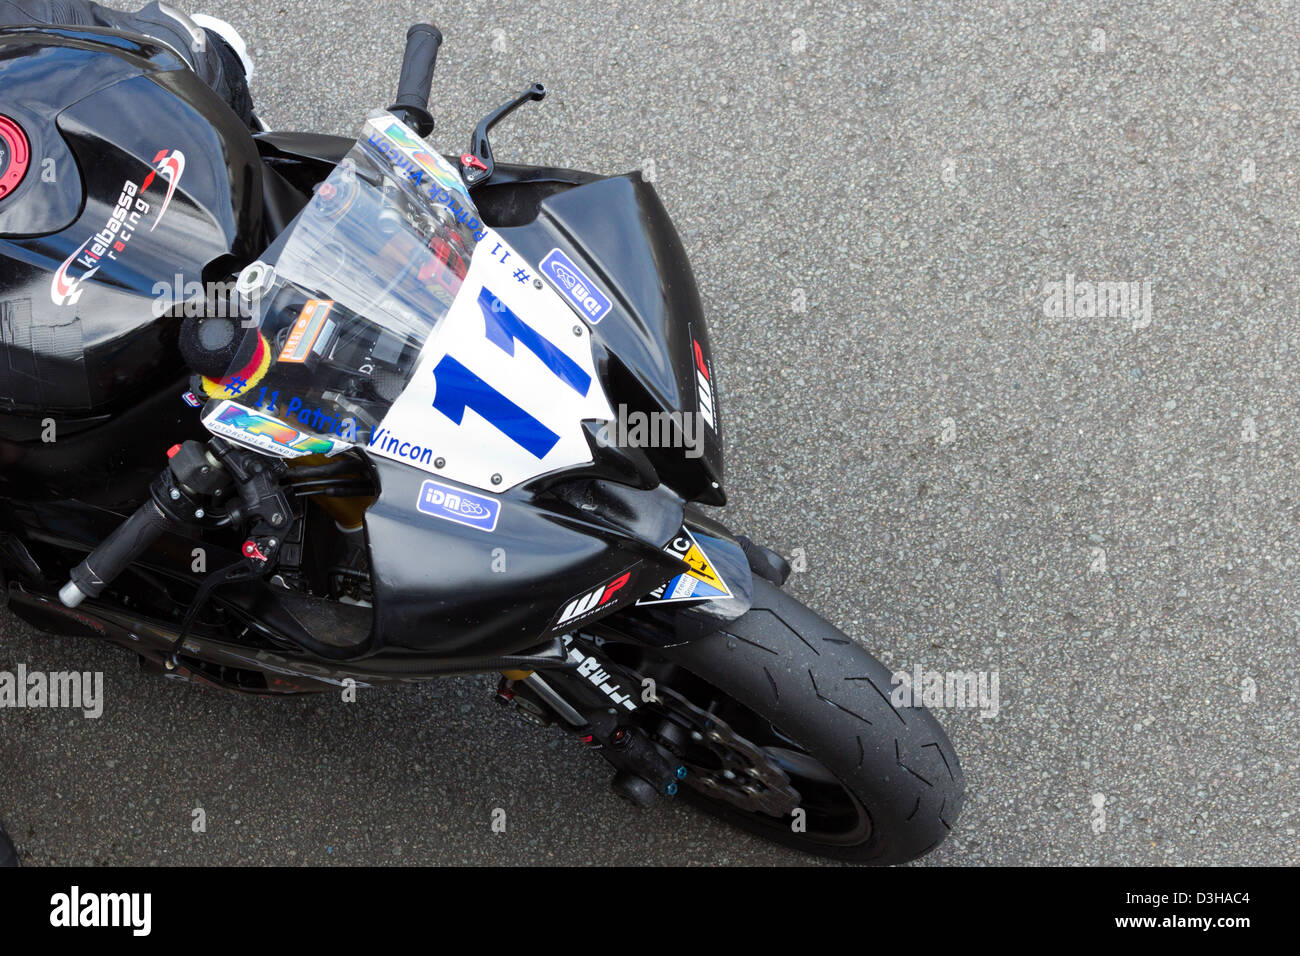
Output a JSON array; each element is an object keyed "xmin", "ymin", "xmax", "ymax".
[
  {"xmin": 0, "ymin": 823, "xmax": 19, "ymax": 867},
  {"xmin": 660, "ymin": 577, "xmax": 963, "ymax": 864}
]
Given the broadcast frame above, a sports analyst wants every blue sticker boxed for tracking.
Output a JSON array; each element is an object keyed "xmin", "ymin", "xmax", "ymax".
[
  {"xmin": 416, "ymin": 479, "xmax": 501, "ymax": 532},
  {"xmin": 539, "ymin": 248, "xmax": 612, "ymax": 324}
]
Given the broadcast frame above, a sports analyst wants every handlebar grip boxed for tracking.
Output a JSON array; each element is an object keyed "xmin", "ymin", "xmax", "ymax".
[
  {"xmin": 60, "ymin": 498, "xmax": 171, "ymax": 607},
  {"xmin": 389, "ymin": 23, "xmax": 443, "ymax": 136}
]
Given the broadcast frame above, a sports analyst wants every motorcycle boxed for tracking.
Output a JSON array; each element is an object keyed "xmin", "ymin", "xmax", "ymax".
[{"xmin": 0, "ymin": 11, "xmax": 962, "ymax": 863}]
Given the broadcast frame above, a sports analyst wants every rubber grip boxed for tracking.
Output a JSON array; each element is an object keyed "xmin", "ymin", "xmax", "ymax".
[
  {"xmin": 67, "ymin": 499, "xmax": 170, "ymax": 601},
  {"xmin": 392, "ymin": 23, "xmax": 443, "ymax": 117}
]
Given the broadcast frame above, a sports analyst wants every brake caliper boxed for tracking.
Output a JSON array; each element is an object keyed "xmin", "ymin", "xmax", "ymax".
[{"xmin": 570, "ymin": 636, "xmax": 802, "ymax": 817}]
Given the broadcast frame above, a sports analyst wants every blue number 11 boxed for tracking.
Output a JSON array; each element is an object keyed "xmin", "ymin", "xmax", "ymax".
[{"xmin": 430, "ymin": 285, "xmax": 585, "ymax": 459}]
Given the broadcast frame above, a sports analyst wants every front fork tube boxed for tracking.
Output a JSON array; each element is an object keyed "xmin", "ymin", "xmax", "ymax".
[{"xmin": 501, "ymin": 637, "xmax": 686, "ymax": 801}]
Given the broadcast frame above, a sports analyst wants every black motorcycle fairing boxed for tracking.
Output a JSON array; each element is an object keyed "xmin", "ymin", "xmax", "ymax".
[
  {"xmin": 0, "ymin": 55, "xmax": 742, "ymax": 666},
  {"xmin": 0, "ymin": 25, "xmax": 263, "ymax": 418},
  {"xmin": 249, "ymin": 128, "xmax": 723, "ymax": 509},
  {"xmin": 0, "ymin": 375, "xmax": 206, "ymax": 508},
  {"xmin": 362, "ymin": 455, "xmax": 687, "ymax": 656},
  {"xmin": 0, "ymin": 474, "xmax": 759, "ymax": 686},
  {"xmin": 1, "ymin": 447, "xmax": 757, "ymax": 666},
  {"xmin": 252, "ymin": 128, "xmax": 606, "ymax": 202},
  {"xmin": 498, "ymin": 174, "xmax": 726, "ymax": 506}
]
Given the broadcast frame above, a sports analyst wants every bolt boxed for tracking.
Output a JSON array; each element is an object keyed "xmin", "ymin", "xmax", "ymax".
[
  {"xmin": 690, "ymin": 731, "xmax": 703, "ymax": 741},
  {"xmin": 491, "ymin": 473, "xmax": 502, "ymax": 485},
  {"xmin": 267, "ymin": 538, "xmax": 278, "ymax": 548},
  {"xmin": 573, "ymin": 325, "xmax": 583, "ymax": 336},
  {"xmin": 722, "ymin": 769, "xmax": 736, "ymax": 780},
  {"xmin": 271, "ymin": 513, "xmax": 284, "ymax": 526},
  {"xmin": 169, "ymin": 488, "xmax": 180, "ymax": 500},
  {"xmin": 675, "ymin": 766, "xmax": 688, "ymax": 779},
  {"xmin": 533, "ymin": 278, "xmax": 543, "ymax": 289},
  {"xmin": 435, "ymin": 457, "xmax": 446, "ymax": 469},
  {"xmin": 194, "ymin": 508, "xmax": 205, "ymax": 519},
  {"xmin": 664, "ymin": 782, "xmax": 678, "ymax": 796}
]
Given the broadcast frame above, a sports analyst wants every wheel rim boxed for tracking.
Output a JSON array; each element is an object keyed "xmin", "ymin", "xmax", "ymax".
[
  {"xmin": 688, "ymin": 696, "xmax": 873, "ymax": 847},
  {"xmin": 603, "ymin": 643, "xmax": 874, "ymax": 848}
]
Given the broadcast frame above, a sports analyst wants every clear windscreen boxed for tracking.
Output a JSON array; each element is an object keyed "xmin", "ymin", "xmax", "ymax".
[{"xmin": 204, "ymin": 110, "xmax": 486, "ymax": 454}]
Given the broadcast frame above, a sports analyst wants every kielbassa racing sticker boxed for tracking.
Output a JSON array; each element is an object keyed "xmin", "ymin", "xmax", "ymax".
[{"xmin": 51, "ymin": 148, "xmax": 185, "ymax": 306}]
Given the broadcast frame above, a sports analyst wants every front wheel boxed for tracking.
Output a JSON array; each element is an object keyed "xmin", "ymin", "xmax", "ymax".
[
  {"xmin": 604, "ymin": 577, "xmax": 963, "ymax": 864},
  {"xmin": 0, "ymin": 822, "xmax": 18, "ymax": 867}
]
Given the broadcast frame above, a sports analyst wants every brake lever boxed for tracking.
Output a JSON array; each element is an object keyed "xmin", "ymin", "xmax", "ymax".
[{"xmin": 460, "ymin": 82, "xmax": 546, "ymax": 188}]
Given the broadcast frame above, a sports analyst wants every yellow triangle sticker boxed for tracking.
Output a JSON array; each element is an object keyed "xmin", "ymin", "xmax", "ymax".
[{"xmin": 681, "ymin": 540, "xmax": 727, "ymax": 593}]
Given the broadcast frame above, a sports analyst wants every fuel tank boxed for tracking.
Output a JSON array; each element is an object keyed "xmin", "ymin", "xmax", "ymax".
[{"xmin": 0, "ymin": 25, "xmax": 263, "ymax": 421}]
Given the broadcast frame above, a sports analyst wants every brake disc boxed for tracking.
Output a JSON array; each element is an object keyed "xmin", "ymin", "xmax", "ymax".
[{"xmin": 613, "ymin": 652, "xmax": 802, "ymax": 817}]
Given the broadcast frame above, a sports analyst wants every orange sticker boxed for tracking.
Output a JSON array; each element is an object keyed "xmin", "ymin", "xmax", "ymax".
[{"xmin": 279, "ymin": 299, "xmax": 335, "ymax": 363}]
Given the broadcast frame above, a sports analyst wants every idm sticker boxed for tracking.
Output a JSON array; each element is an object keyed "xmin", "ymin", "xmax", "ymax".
[
  {"xmin": 539, "ymin": 248, "xmax": 611, "ymax": 324},
  {"xmin": 416, "ymin": 478, "xmax": 501, "ymax": 533}
]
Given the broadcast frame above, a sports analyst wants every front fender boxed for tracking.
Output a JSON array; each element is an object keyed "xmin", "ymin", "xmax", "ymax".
[{"xmin": 598, "ymin": 505, "xmax": 755, "ymax": 648}]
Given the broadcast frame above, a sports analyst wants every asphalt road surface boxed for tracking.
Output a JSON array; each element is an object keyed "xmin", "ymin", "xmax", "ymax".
[{"xmin": 2, "ymin": 0, "xmax": 1297, "ymax": 865}]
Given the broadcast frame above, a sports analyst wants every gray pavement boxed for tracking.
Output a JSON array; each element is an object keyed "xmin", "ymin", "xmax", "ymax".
[{"xmin": 1, "ymin": 0, "xmax": 1297, "ymax": 865}]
